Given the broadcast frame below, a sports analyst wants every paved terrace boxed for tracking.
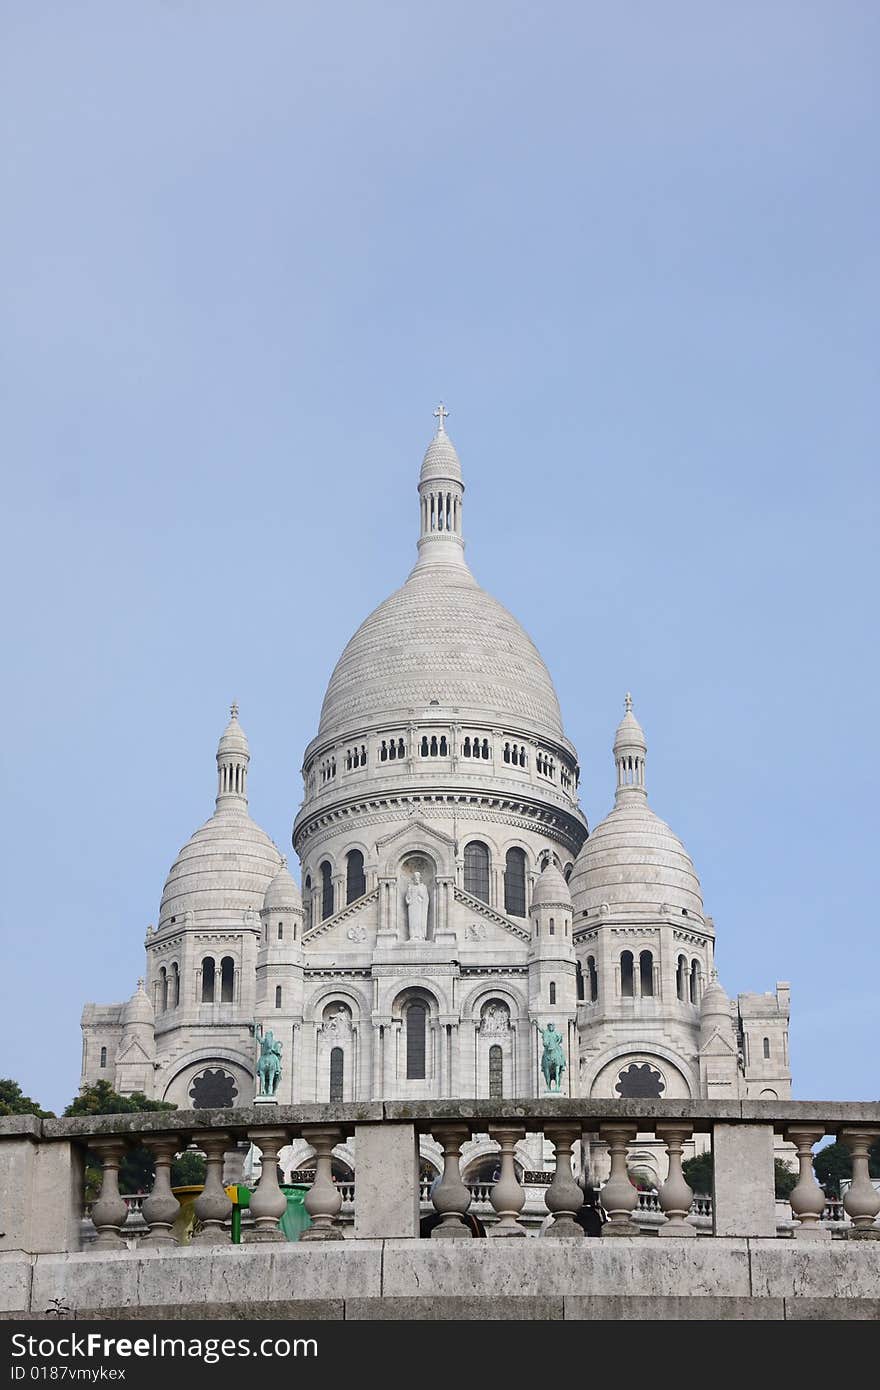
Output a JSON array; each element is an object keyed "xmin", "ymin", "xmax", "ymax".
[{"xmin": 2, "ymin": 1100, "xmax": 878, "ymax": 1320}]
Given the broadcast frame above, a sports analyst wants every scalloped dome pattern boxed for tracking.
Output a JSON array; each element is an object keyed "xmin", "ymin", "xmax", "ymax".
[
  {"xmin": 317, "ymin": 565, "xmax": 564, "ymax": 740},
  {"xmin": 569, "ymin": 802, "xmax": 703, "ymax": 917},
  {"xmin": 159, "ymin": 809, "xmax": 282, "ymax": 925}
]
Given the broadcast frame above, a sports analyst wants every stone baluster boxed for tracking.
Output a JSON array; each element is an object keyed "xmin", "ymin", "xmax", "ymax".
[
  {"xmin": 784, "ymin": 1126, "xmax": 829, "ymax": 1240},
  {"xmin": 840, "ymin": 1129, "xmax": 880, "ymax": 1233},
  {"xmin": 301, "ymin": 1125, "xmax": 344, "ymax": 1240},
  {"xmin": 191, "ymin": 1132, "xmax": 233, "ymax": 1244},
  {"xmin": 656, "ymin": 1124, "xmax": 695, "ymax": 1238},
  {"xmin": 141, "ymin": 1137, "xmax": 181, "ymax": 1247},
  {"xmin": 430, "ymin": 1125, "xmax": 473, "ymax": 1238},
  {"xmin": 247, "ymin": 1128, "xmax": 289, "ymax": 1242},
  {"xmin": 542, "ymin": 1123, "xmax": 584, "ymax": 1238},
  {"xmin": 598, "ymin": 1123, "xmax": 639, "ymax": 1235},
  {"xmin": 89, "ymin": 1139, "xmax": 129, "ymax": 1249},
  {"xmin": 488, "ymin": 1126, "xmax": 527, "ymax": 1237}
]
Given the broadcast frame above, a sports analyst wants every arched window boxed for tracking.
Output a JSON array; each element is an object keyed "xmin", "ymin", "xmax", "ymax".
[
  {"xmin": 489, "ymin": 1044, "xmax": 503, "ymax": 1099},
  {"xmin": 99, "ymin": 1046, "xmax": 107, "ymax": 1068},
  {"xmin": 549, "ymin": 981, "xmax": 556, "ymax": 1004},
  {"xmin": 304, "ymin": 875, "xmax": 312, "ymax": 932},
  {"xmin": 346, "ymin": 849, "xmax": 366, "ymax": 904},
  {"xmin": 588, "ymin": 956, "xmax": 599, "ymax": 1002},
  {"xmin": 275, "ymin": 985, "xmax": 282, "ymax": 1009},
  {"xmin": 220, "ymin": 956, "xmax": 235, "ymax": 1004},
  {"xmin": 201, "ymin": 956, "xmax": 216, "ymax": 1004},
  {"xmin": 576, "ymin": 961, "xmax": 585, "ymax": 1002},
  {"xmin": 406, "ymin": 1002, "xmax": 427, "ymax": 1080},
  {"xmin": 278, "ymin": 921, "xmax": 283, "ymax": 940},
  {"xmin": 549, "ymin": 917, "xmax": 555, "ymax": 935},
  {"xmin": 620, "ymin": 951, "xmax": 634, "ymax": 998},
  {"xmin": 330, "ymin": 1046, "xmax": 344, "ymax": 1101},
  {"xmin": 463, "ymin": 841, "xmax": 490, "ymax": 903},
  {"xmin": 689, "ymin": 959, "xmax": 699, "ymax": 1005},
  {"xmin": 171, "ymin": 962, "xmax": 180, "ymax": 1007},
  {"xmin": 639, "ymin": 950, "xmax": 654, "ymax": 997},
  {"xmin": 159, "ymin": 966, "xmax": 168, "ymax": 1013},
  {"xmin": 763, "ymin": 1037, "xmax": 771, "ymax": 1059},
  {"xmin": 676, "ymin": 954, "xmax": 688, "ymax": 1002},
  {"xmin": 320, "ymin": 861, "xmax": 334, "ymax": 920},
  {"xmin": 504, "ymin": 847, "xmax": 527, "ymax": 917}
]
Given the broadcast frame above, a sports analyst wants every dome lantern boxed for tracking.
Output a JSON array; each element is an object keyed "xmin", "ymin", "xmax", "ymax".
[
  {"xmin": 216, "ymin": 701, "xmax": 250, "ymax": 809},
  {"xmin": 413, "ymin": 403, "xmax": 467, "ymax": 573},
  {"xmin": 613, "ymin": 692, "xmax": 648, "ymax": 804}
]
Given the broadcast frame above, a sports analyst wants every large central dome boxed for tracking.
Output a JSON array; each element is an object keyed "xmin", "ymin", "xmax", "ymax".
[{"xmin": 317, "ymin": 561, "xmax": 564, "ymax": 740}]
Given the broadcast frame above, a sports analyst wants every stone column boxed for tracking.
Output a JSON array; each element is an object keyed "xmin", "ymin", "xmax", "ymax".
[
  {"xmin": 656, "ymin": 1123, "xmax": 695, "ymax": 1237},
  {"xmin": 354, "ymin": 1123, "xmax": 420, "ymax": 1239},
  {"xmin": 784, "ymin": 1126, "xmax": 829, "ymax": 1240},
  {"xmin": 488, "ymin": 1125, "xmax": 526, "ymax": 1236},
  {"xmin": 141, "ymin": 1137, "xmax": 181, "ymax": 1247},
  {"xmin": 840, "ymin": 1129, "xmax": 880, "ymax": 1232},
  {"xmin": 712, "ymin": 1123, "xmax": 775, "ymax": 1237},
  {"xmin": 430, "ymin": 1125, "xmax": 473, "ymax": 1238},
  {"xmin": 247, "ymin": 1128, "xmax": 288, "ymax": 1242},
  {"xmin": 89, "ymin": 1139, "xmax": 129, "ymax": 1249},
  {"xmin": 191, "ymin": 1132, "xmax": 233, "ymax": 1244},
  {"xmin": 598, "ymin": 1123, "xmax": 639, "ymax": 1235},
  {"xmin": 301, "ymin": 1125, "xmax": 344, "ymax": 1240},
  {"xmin": 542, "ymin": 1124, "xmax": 584, "ymax": 1237}
]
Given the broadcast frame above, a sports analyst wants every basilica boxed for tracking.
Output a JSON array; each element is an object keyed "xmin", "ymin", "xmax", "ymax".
[{"xmin": 80, "ymin": 412, "xmax": 792, "ymax": 1119}]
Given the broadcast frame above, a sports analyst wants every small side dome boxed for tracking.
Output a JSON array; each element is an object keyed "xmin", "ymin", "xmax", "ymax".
[
  {"xmin": 531, "ymin": 861, "xmax": 572, "ymax": 909},
  {"xmin": 263, "ymin": 856, "xmax": 302, "ymax": 912},
  {"xmin": 613, "ymin": 692, "xmax": 647, "ymax": 756},
  {"xmin": 700, "ymin": 971, "xmax": 731, "ymax": 1019},
  {"xmin": 121, "ymin": 978, "xmax": 154, "ymax": 1027}
]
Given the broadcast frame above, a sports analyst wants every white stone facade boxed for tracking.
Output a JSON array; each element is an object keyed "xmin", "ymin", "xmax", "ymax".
[{"xmin": 80, "ymin": 413, "xmax": 791, "ymax": 1122}]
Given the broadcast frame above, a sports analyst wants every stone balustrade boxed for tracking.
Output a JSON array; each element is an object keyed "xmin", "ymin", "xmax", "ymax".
[{"xmin": 3, "ymin": 1099, "xmax": 878, "ymax": 1256}]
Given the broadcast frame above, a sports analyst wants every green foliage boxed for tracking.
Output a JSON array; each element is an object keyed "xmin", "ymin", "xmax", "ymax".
[
  {"xmin": 64, "ymin": 1081, "xmax": 177, "ymax": 1196},
  {"xmin": 813, "ymin": 1139, "xmax": 880, "ymax": 1197},
  {"xmin": 773, "ymin": 1158, "xmax": 798, "ymax": 1200},
  {"xmin": 0, "ymin": 1078, "xmax": 54, "ymax": 1118},
  {"xmin": 682, "ymin": 1151, "xmax": 800, "ymax": 1201},
  {"xmin": 171, "ymin": 1151, "xmax": 207, "ymax": 1188},
  {"xmin": 63, "ymin": 1080, "xmax": 175, "ymax": 1118},
  {"xmin": 682, "ymin": 1152, "xmax": 713, "ymax": 1196}
]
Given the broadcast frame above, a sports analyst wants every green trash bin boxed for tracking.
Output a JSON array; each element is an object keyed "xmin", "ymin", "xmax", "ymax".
[{"xmin": 279, "ymin": 1185, "xmax": 312, "ymax": 1241}]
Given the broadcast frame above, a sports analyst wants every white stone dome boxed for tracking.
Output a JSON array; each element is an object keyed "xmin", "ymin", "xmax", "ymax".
[
  {"xmin": 121, "ymin": 979, "xmax": 153, "ymax": 1027},
  {"xmin": 531, "ymin": 862, "xmax": 572, "ymax": 908},
  {"xmin": 569, "ymin": 801, "xmax": 703, "ymax": 918},
  {"xmin": 263, "ymin": 858, "xmax": 302, "ymax": 912},
  {"xmin": 420, "ymin": 429, "xmax": 463, "ymax": 483},
  {"xmin": 318, "ymin": 562, "xmax": 564, "ymax": 740},
  {"xmin": 217, "ymin": 705, "xmax": 249, "ymax": 757},
  {"xmin": 700, "ymin": 973, "xmax": 731, "ymax": 1019},
  {"xmin": 159, "ymin": 809, "xmax": 282, "ymax": 926}
]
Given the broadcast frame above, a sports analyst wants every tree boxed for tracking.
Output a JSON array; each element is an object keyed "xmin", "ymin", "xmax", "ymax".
[
  {"xmin": 171, "ymin": 1150, "xmax": 207, "ymax": 1188},
  {"xmin": 682, "ymin": 1152, "xmax": 800, "ymax": 1201},
  {"xmin": 64, "ymin": 1081, "xmax": 176, "ymax": 1197},
  {"xmin": 682, "ymin": 1153, "xmax": 712, "ymax": 1196},
  {"xmin": 0, "ymin": 1079, "xmax": 54, "ymax": 1119},
  {"xmin": 813, "ymin": 1139, "xmax": 880, "ymax": 1197}
]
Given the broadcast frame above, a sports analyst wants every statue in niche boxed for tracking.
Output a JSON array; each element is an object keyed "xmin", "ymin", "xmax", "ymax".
[
  {"xmin": 405, "ymin": 871, "xmax": 429, "ymax": 941},
  {"xmin": 480, "ymin": 1002, "xmax": 510, "ymax": 1037},
  {"xmin": 254, "ymin": 1022, "xmax": 282, "ymax": 1097},
  {"xmin": 534, "ymin": 1021, "xmax": 566, "ymax": 1093},
  {"xmin": 322, "ymin": 1006, "xmax": 352, "ymax": 1042}
]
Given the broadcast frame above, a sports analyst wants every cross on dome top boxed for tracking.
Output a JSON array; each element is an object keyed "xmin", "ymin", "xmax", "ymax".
[
  {"xmin": 230, "ymin": 701, "xmax": 239, "ymax": 721},
  {"xmin": 625, "ymin": 692, "xmax": 633, "ymax": 713},
  {"xmin": 433, "ymin": 402, "xmax": 449, "ymax": 434}
]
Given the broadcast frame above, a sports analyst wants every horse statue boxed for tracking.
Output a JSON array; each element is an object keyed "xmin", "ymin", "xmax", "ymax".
[
  {"xmin": 254, "ymin": 1022, "xmax": 282, "ymax": 1097},
  {"xmin": 535, "ymin": 1021, "xmax": 566, "ymax": 1093}
]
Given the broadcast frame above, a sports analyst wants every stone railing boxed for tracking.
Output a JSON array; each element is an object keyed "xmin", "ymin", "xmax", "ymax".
[{"xmin": 3, "ymin": 1099, "xmax": 878, "ymax": 1256}]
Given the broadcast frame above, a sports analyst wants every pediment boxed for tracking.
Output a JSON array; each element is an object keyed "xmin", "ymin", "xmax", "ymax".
[
  {"xmin": 698, "ymin": 1028, "xmax": 738, "ymax": 1058},
  {"xmin": 116, "ymin": 1037, "xmax": 152, "ymax": 1063},
  {"xmin": 303, "ymin": 887, "xmax": 379, "ymax": 946},
  {"xmin": 454, "ymin": 888, "xmax": 530, "ymax": 943},
  {"xmin": 375, "ymin": 818, "xmax": 457, "ymax": 854}
]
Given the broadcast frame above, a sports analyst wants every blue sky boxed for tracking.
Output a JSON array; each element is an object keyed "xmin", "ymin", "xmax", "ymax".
[{"xmin": 1, "ymin": 2, "xmax": 877, "ymax": 1113}]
